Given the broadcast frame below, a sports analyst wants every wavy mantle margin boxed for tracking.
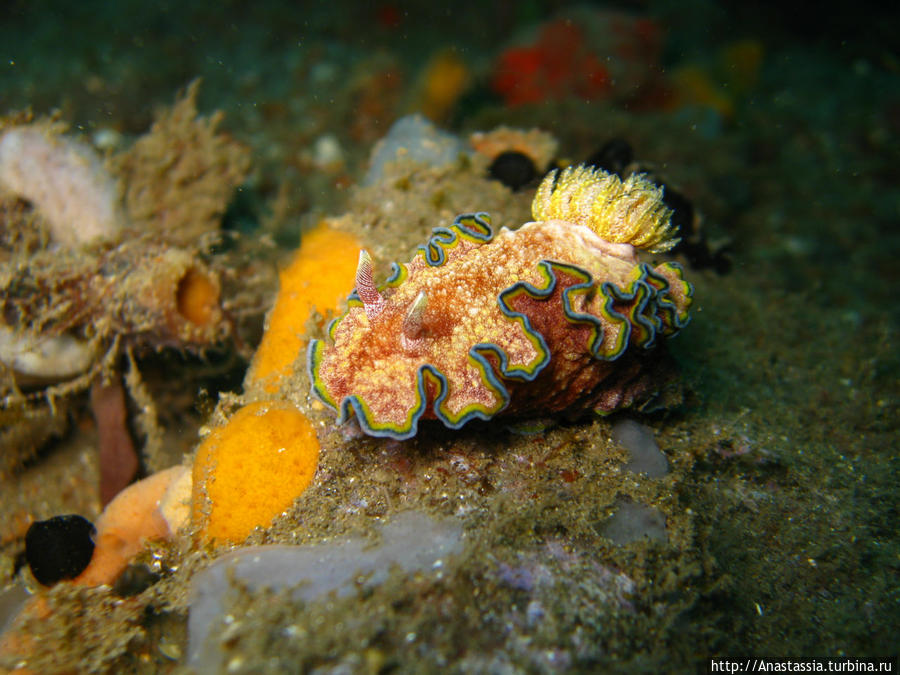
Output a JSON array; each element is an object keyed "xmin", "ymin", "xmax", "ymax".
[{"xmin": 309, "ymin": 215, "xmax": 693, "ymax": 440}]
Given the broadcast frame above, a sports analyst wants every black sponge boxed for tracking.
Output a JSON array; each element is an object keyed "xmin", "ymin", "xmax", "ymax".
[
  {"xmin": 488, "ymin": 151, "xmax": 537, "ymax": 191},
  {"xmin": 25, "ymin": 514, "xmax": 96, "ymax": 586}
]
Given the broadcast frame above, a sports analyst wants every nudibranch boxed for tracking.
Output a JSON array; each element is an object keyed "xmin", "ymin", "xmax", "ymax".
[{"xmin": 309, "ymin": 165, "xmax": 693, "ymax": 439}]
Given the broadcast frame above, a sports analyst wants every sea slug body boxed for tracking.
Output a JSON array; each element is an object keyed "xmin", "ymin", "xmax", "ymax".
[{"xmin": 309, "ymin": 165, "xmax": 693, "ymax": 440}]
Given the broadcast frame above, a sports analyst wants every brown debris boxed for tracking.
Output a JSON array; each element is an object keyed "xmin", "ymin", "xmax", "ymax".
[
  {"xmin": 113, "ymin": 79, "xmax": 252, "ymax": 247},
  {"xmin": 0, "ymin": 397, "xmax": 70, "ymax": 479},
  {"xmin": 90, "ymin": 375, "xmax": 138, "ymax": 507},
  {"xmin": 0, "ymin": 81, "xmax": 266, "ymax": 492}
]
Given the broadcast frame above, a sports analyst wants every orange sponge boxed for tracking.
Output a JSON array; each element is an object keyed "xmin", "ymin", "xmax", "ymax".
[
  {"xmin": 74, "ymin": 465, "xmax": 189, "ymax": 587},
  {"xmin": 248, "ymin": 221, "xmax": 361, "ymax": 392},
  {"xmin": 176, "ymin": 266, "xmax": 220, "ymax": 326},
  {"xmin": 191, "ymin": 401, "xmax": 319, "ymax": 544}
]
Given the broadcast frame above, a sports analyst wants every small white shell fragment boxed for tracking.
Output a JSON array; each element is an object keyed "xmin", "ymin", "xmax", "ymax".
[{"xmin": 0, "ymin": 324, "xmax": 95, "ymax": 381}]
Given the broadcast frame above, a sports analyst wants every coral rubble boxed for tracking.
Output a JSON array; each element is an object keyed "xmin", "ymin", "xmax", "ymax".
[
  {"xmin": 0, "ymin": 123, "xmax": 123, "ymax": 248},
  {"xmin": 0, "ymin": 82, "xmax": 258, "ymax": 486}
]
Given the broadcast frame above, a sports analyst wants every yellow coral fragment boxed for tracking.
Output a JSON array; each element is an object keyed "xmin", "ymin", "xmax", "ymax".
[
  {"xmin": 247, "ymin": 221, "xmax": 362, "ymax": 392},
  {"xmin": 532, "ymin": 165, "xmax": 679, "ymax": 253},
  {"xmin": 418, "ymin": 49, "xmax": 470, "ymax": 122},
  {"xmin": 669, "ymin": 65, "xmax": 735, "ymax": 120},
  {"xmin": 191, "ymin": 402, "xmax": 319, "ymax": 544}
]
